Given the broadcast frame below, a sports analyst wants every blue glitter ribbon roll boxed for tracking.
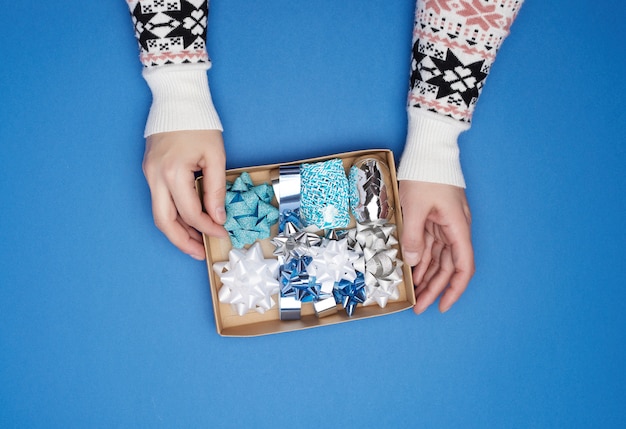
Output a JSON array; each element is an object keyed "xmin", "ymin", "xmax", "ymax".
[
  {"xmin": 224, "ymin": 172, "xmax": 279, "ymax": 248},
  {"xmin": 300, "ymin": 159, "xmax": 350, "ymax": 230}
]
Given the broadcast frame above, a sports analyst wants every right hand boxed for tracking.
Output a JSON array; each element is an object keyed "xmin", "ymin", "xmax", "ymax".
[{"xmin": 142, "ymin": 129, "xmax": 229, "ymax": 260}]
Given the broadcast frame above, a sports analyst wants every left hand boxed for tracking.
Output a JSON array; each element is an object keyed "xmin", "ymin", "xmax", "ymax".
[
  {"xmin": 398, "ymin": 180, "xmax": 475, "ymax": 314},
  {"xmin": 142, "ymin": 130, "xmax": 228, "ymax": 260}
]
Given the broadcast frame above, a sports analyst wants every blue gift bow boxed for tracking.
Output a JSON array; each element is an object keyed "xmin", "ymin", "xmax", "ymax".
[
  {"xmin": 278, "ymin": 208, "xmax": 303, "ymax": 233},
  {"xmin": 280, "ymin": 256, "xmax": 322, "ymax": 303},
  {"xmin": 333, "ymin": 272, "xmax": 367, "ymax": 317}
]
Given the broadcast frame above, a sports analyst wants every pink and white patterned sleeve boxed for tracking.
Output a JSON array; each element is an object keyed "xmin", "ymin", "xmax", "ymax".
[
  {"xmin": 398, "ymin": 0, "xmax": 524, "ymax": 187},
  {"xmin": 126, "ymin": 0, "xmax": 222, "ymax": 137}
]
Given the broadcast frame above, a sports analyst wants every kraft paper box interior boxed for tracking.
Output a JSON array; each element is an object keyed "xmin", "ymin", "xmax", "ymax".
[{"xmin": 197, "ymin": 149, "xmax": 415, "ymax": 337}]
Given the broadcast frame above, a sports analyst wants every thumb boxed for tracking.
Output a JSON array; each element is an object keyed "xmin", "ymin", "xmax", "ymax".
[
  {"xmin": 202, "ymin": 151, "xmax": 227, "ymax": 226},
  {"xmin": 399, "ymin": 183, "xmax": 429, "ymax": 267}
]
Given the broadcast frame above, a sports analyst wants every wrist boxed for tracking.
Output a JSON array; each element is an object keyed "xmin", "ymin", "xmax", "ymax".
[
  {"xmin": 397, "ymin": 109, "xmax": 469, "ymax": 188},
  {"xmin": 142, "ymin": 64, "xmax": 223, "ymax": 137}
]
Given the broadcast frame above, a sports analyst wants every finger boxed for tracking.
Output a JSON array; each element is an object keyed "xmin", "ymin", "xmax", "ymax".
[
  {"xmin": 201, "ymin": 148, "xmax": 227, "ymax": 226},
  {"xmin": 412, "ymin": 228, "xmax": 435, "ymax": 285},
  {"xmin": 436, "ymin": 209, "xmax": 474, "ymax": 313},
  {"xmin": 178, "ymin": 214, "xmax": 203, "ymax": 243},
  {"xmin": 414, "ymin": 246, "xmax": 455, "ymax": 314},
  {"xmin": 416, "ymin": 238, "xmax": 444, "ymax": 295},
  {"xmin": 438, "ymin": 230, "xmax": 475, "ymax": 313},
  {"xmin": 169, "ymin": 170, "xmax": 228, "ymax": 238},
  {"xmin": 151, "ymin": 186, "xmax": 206, "ymax": 260},
  {"xmin": 399, "ymin": 187, "xmax": 430, "ymax": 267}
]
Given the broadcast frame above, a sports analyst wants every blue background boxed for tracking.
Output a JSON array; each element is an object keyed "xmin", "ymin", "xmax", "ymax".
[{"xmin": 1, "ymin": 0, "xmax": 625, "ymax": 427}]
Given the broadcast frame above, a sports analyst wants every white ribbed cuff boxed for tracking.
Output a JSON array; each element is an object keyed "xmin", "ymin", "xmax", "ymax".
[
  {"xmin": 142, "ymin": 64, "xmax": 223, "ymax": 137},
  {"xmin": 397, "ymin": 109, "xmax": 470, "ymax": 188}
]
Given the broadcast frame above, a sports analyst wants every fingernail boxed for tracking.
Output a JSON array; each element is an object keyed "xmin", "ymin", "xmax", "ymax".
[
  {"xmin": 414, "ymin": 303, "xmax": 427, "ymax": 315},
  {"xmin": 403, "ymin": 251, "xmax": 419, "ymax": 266},
  {"xmin": 215, "ymin": 206, "xmax": 226, "ymax": 224},
  {"xmin": 190, "ymin": 253, "xmax": 205, "ymax": 261}
]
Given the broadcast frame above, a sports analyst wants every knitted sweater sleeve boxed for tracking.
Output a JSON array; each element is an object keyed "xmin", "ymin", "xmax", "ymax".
[
  {"xmin": 397, "ymin": 0, "xmax": 524, "ymax": 187},
  {"xmin": 126, "ymin": 0, "xmax": 222, "ymax": 137}
]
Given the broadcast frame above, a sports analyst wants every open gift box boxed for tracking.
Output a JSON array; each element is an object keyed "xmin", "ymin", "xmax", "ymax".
[{"xmin": 197, "ymin": 149, "xmax": 415, "ymax": 336}]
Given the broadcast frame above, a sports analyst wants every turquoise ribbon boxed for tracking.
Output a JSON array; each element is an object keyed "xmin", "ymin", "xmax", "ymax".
[{"xmin": 300, "ymin": 158, "xmax": 350, "ymax": 230}]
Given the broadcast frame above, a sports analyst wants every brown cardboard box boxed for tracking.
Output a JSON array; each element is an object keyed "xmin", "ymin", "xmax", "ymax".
[{"xmin": 198, "ymin": 149, "xmax": 415, "ymax": 336}]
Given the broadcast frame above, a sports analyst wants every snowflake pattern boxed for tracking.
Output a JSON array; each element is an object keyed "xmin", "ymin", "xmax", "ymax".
[
  {"xmin": 409, "ymin": 0, "xmax": 523, "ymax": 122},
  {"xmin": 125, "ymin": 0, "xmax": 522, "ymax": 118},
  {"xmin": 128, "ymin": 0, "xmax": 209, "ymax": 67},
  {"xmin": 457, "ymin": 0, "xmax": 504, "ymax": 31},
  {"xmin": 427, "ymin": 50, "xmax": 487, "ymax": 107},
  {"xmin": 424, "ymin": 0, "xmax": 455, "ymax": 14},
  {"xmin": 183, "ymin": 9, "xmax": 207, "ymax": 35}
]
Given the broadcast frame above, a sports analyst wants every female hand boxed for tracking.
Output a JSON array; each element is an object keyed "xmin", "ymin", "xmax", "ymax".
[
  {"xmin": 142, "ymin": 129, "xmax": 228, "ymax": 260},
  {"xmin": 399, "ymin": 180, "xmax": 475, "ymax": 314}
]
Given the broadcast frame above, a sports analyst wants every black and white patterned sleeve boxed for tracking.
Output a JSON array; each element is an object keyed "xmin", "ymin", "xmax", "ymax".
[
  {"xmin": 126, "ymin": 0, "xmax": 222, "ymax": 136},
  {"xmin": 128, "ymin": 0, "xmax": 210, "ymax": 68}
]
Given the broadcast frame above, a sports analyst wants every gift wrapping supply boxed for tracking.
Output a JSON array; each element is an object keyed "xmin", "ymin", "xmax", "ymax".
[{"xmin": 215, "ymin": 154, "xmax": 403, "ymax": 318}]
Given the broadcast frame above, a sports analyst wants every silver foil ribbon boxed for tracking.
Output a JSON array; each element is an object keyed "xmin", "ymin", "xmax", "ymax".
[
  {"xmin": 349, "ymin": 157, "xmax": 393, "ymax": 224},
  {"xmin": 274, "ymin": 165, "xmax": 306, "ymax": 320},
  {"xmin": 278, "ymin": 295, "xmax": 302, "ymax": 320},
  {"xmin": 274, "ymin": 165, "xmax": 301, "ymax": 213},
  {"xmin": 273, "ymin": 164, "xmax": 339, "ymax": 320}
]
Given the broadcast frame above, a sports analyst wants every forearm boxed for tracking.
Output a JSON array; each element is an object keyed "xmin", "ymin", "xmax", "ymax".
[
  {"xmin": 398, "ymin": 0, "xmax": 524, "ymax": 186},
  {"xmin": 126, "ymin": 0, "xmax": 221, "ymax": 136}
]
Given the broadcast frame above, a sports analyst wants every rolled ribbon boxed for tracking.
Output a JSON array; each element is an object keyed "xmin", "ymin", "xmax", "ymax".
[
  {"xmin": 274, "ymin": 165, "xmax": 302, "ymax": 232},
  {"xmin": 300, "ymin": 159, "xmax": 350, "ymax": 230},
  {"xmin": 349, "ymin": 157, "xmax": 393, "ymax": 224},
  {"xmin": 273, "ymin": 164, "xmax": 317, "ymax": 320}
]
